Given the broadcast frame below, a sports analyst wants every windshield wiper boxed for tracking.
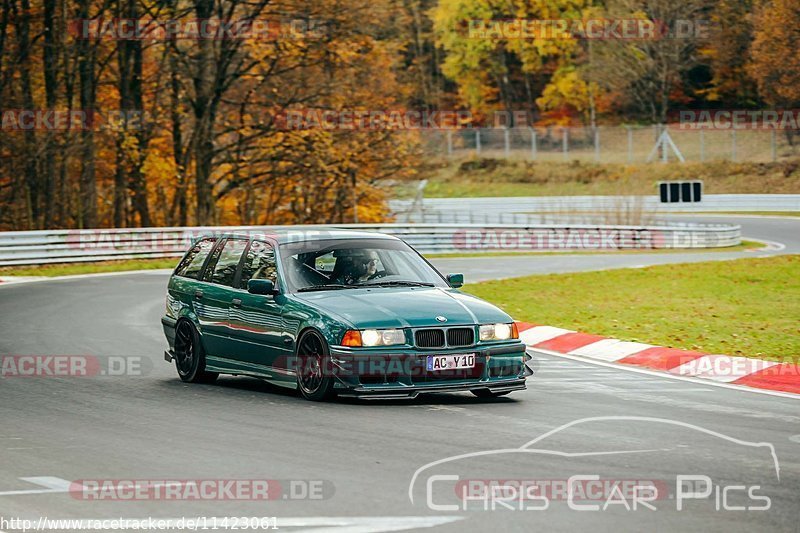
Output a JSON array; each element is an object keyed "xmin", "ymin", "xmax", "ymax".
[
  {"xmin": 297, "ymin": 284, "xmax": 360, "ymax": 292},
  {"xmin": 362, "ymin": 280, "xmax": 435, "ymax": 288}
]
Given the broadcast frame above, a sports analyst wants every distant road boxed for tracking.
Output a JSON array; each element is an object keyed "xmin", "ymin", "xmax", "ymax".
[{"xmin": 431, "ymin": 215, "xmax": 800, "ymax": 282}]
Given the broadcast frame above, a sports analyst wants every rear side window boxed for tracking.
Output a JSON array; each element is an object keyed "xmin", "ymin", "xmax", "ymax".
[
  {"xmin": 239, "ymin": 240, "xmax": 277, "ymax": 289},
  {"xmin": 174, "ymin": 238, "xmax": 217, "ymax": 279},
  {"xmin": 205, "ymin": 239, "xmax": 248, "ymax": 287}
]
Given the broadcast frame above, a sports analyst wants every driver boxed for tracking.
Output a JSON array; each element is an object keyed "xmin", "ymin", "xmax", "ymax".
[{"xmin": 337, "ymin": 251, "xmax": 379, "ymax": 285}]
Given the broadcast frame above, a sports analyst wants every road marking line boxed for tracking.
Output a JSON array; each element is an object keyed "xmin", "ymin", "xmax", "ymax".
[
  {"xmin": 754, "ymin": 239, "xmax": 787, "ymax": 251},
  {"xmin": 540, "ymin": 388, "xmax": 716, "ymax": 393},
  {"xmin": 0, "ymin": 269, "xmax": 174, "ymax": 289},
  {"xmin": 0, "ymin": 477, "xmax": 74, "ymax": 496},
  {"xmin": 535, "ymin": 377, "xmax": 669, "ymax": 382}
]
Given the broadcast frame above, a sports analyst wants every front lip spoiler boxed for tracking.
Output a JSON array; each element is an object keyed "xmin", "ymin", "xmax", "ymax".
[{"xmin": 336, "ymin": 379, "xmax": 527, "ymax": 400}]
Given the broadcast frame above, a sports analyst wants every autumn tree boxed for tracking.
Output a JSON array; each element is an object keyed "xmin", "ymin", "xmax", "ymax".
[
  {"xmin": 699, "ymin": 0, "xmax": 759, "ymax": 106},
  {"xmin": 588, "ymin": 0, "xmax": 709, "ymax": 123},
  {"xmin": 748, "ymin": 0, "xmax": 800, "ymax": 108}
]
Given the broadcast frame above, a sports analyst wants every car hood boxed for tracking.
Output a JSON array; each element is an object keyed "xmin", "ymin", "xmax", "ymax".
[{"xmin": 294, "ymin": 287, "xmax": 512, "ymax": 329}]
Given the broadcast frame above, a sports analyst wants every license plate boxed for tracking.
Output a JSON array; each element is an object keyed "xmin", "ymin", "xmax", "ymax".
[{"xmin": 427, "ymin": 354, "xmax": 476, "ymax": 371}]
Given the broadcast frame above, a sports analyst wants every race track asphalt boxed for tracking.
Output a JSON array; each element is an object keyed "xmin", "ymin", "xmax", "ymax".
[{"xmin": 0, "ymin": 215, "xmax": 798, "ymax": 532}]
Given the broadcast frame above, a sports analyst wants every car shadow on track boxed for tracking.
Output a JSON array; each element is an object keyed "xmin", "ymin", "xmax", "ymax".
[{"xmin": 159, "ymin": 375, "xmax": 521, "ymax": 406}]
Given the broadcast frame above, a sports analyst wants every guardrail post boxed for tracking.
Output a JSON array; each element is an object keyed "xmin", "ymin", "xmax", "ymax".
[
  {"xmin": 771, "ymin": 128, "xmax": 777, "ymax": 162},
  {"xmin": 504, "ymin": 128, "xmax": 510, "ymax": 158},
  {"xmin": 594, "ymin": 127, "xmax": 600, "ymax": 162},
  {"xmin": 700, "ymin": 130, "xmax": 705, "ymax": 162},
  {"xmin": 476, "ymin": 129, "xmax": 481, "ymax": 155},
  {"xmin": 446, "ymin": 130, "xmax": 453, "ymax": 156},
  {"xmin": 530, "ymin": 128, "xmax": 537, "ymax": 160},
  {"xmin": 731, "ymin": 130, "xmax": 737, "ymax": 162},
  {"xmin": 626, "ymin": 126, "xmax": 632, "ymax": 163},
  {"xmin": 562, "ymin": 128, "xmax": 568, "ymax": 160}
]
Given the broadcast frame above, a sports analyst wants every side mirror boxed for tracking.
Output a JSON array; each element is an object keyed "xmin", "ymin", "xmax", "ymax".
[
  {"xmin": 446, "ymin": 273, "xmax": 464, "ymax": 288},
  {"xmin": 248, "ymin": 279, "xmax": 278, "ymax": 296}
]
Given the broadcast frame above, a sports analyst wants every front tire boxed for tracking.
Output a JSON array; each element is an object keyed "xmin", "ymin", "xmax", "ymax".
[
  {"xmin": 174, "ymin": 320, "xmax": 218, "ymax": 384},
  {"xmin": 296, "ymin": 330, "xmax": 335, "ymax": 401}
]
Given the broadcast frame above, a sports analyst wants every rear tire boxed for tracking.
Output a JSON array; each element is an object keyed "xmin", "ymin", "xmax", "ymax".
[
  {"xmin": 174, "ymin": 320, "xmax": 218, "ymax": 384},
  {"xmin": 296, "ymin": 330, "xmax": 335, "ymax": 401},
  {"xmin": 471, "ymin": 389, "xmax": 511, "ymax": 398}
]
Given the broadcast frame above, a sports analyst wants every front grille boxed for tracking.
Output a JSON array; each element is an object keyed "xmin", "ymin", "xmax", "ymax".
[
  {"xmin": 415, "ymin": 328, "xmax": 445, "ymax": 348},
  {"xmin": 447, "ymin": 327, "xmax": 474, "ymax": 347},
  {"xmin": 353, "ymin": 355, "xmax": 485, "ymax": 387}
]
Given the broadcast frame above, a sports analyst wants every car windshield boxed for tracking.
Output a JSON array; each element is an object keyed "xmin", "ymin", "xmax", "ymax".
[{"xmin": 278, "ymin": 238, "xmax": 448, "ymax": 292}]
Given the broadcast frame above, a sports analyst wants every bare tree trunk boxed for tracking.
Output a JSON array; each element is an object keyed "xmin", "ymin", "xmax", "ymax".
[
  {"xmin": 168, "ymin": 48, "xmax": 188, "ymax": 226},
  {"xmin": 0, "ymin": 0, "xmax": 10, "ymax": 93},
  {"xmin": 192, "ymin": 0, "xmax": 216, "ymax": 225},
  {"xmin": 114, "ymin": 0, "xmax": 151, "ymax": 227},
  {"xmin": 15, "ymin": 0, "xmax": 37, "ymax": 229},
  {"xmin": 59, "ymin": 0, "xmax": 76, "ymax": 227},
  {"xmin": 76, "ymin": 0, "xmax": 98, "ymax": 228},
  {"xmin": 126, "ymin": 0, "xmax": 149, "ymax": 226},
  {"xmin": 42, "ymin": 0, "xmax": 59, "ymax": 227}
]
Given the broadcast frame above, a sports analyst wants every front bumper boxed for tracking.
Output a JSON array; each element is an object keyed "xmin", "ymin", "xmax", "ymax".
[
  {"xmin": 327, "ymin": 341, "xmax": 532, "ymax": 399},
  {"xmin": 161, "ymin": 316, "xmax": 177, "ymax": 349}
]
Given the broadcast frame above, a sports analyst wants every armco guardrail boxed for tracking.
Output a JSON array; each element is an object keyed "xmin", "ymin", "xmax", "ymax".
[{"xmin": 0, "ymin": 223, "xmax": 741, "ymax": 267}]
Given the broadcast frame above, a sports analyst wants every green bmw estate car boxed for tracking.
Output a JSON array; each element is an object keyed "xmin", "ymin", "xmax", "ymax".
[{"xmin": 161, "ymin": 229, "xmax": 531, "ymax": 401}]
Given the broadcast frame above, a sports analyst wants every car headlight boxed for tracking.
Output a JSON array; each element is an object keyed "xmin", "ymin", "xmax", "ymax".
[
  {"xmin": 346, "ymin": 329, "xmax": 406, "ymax": 347},
  {"xmin": 479, "ymin": 323, "xmax": 518, "ymax": 341}
]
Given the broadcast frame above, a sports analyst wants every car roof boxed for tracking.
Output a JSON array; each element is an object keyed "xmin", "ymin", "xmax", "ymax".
[{"xmin": 206, "ymin": 228, "xmax": 400, "ymax": 245}]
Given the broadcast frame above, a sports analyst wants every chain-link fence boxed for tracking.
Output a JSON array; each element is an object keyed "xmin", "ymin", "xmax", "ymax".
[{"xmin": 420, "ymin": 125, "xmax": 797, "ymax": 163}]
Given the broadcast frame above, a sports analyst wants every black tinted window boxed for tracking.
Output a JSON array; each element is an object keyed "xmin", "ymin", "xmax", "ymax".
[
  {"xmin": 239, "ymin": 241, "xmax": 277, "ymax": 289},
  {"xmin": 174, "ymin": 238, "xmax": 216, "ymax": 279},
  {"xmin": 205, "ymin": 239, "xmax": 247, "ymax": 287}
]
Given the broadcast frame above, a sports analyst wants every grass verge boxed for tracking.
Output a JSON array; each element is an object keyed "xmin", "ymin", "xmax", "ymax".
[
  {"xmin": 399, "ymin": 157, "xmax": 800, "ymax": 198},
  {"xmin": 465, "ymin": 255, "xmax": 800, "ymax": 362},
  {"xmin": 0, "ymin": 257, "xmax": 178, "ymax": 278}
]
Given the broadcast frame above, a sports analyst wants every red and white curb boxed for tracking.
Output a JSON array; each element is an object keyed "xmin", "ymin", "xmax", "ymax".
[{"xmin": 517, "ymin": 322, "xmax": 800, "ymax": 396}]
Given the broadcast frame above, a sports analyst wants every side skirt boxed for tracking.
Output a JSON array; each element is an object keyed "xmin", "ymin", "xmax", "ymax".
[{"xmin": 205, "ymin": 355, "xmax": 297, "ymax": 389}]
